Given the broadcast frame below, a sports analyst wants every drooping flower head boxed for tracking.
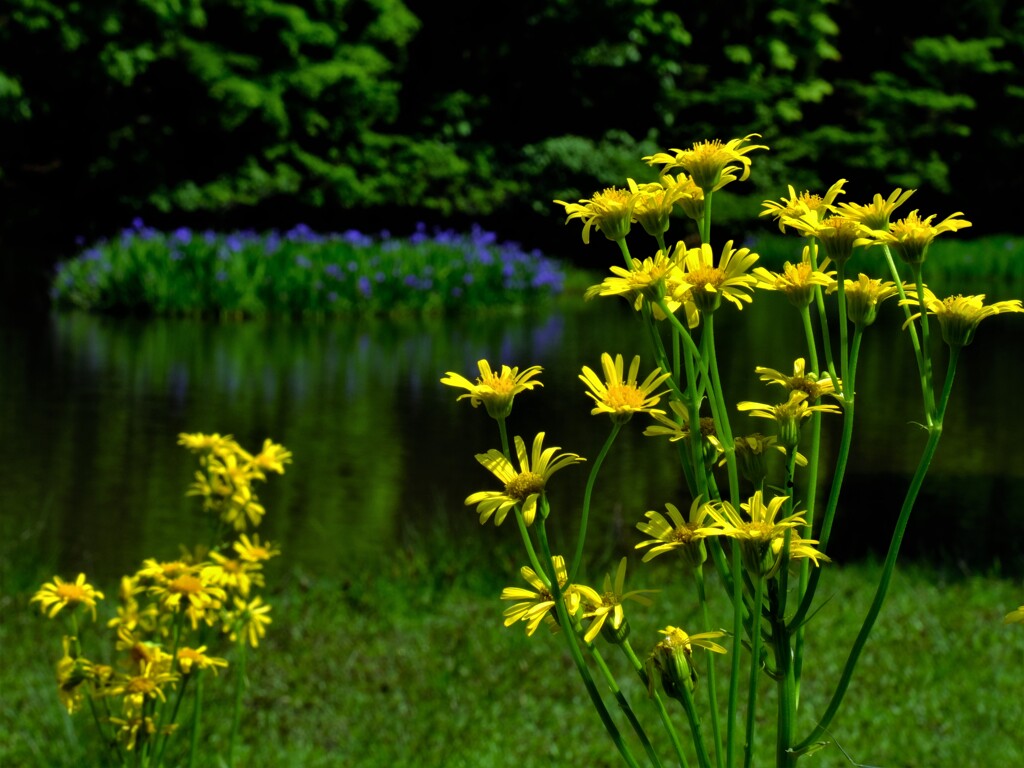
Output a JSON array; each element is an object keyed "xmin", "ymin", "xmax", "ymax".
[
  {"xmin": 830, "ymin": 273, "xmax": 899, "ymax": 328},
  {"xmin": 755, "ymin": 358, "xmax": 840, "ymax": 402},
  {"xmin": 900, "ymin": 288, "xmax": 1023, "ymax": 348},
  {"xmin": 32, "ymin": 573, "xmax": 105, "ymax": 621},
  {"xmin": 752, "ymin": 246, "xmax": 834, "ymax": 307},
  {"xmin": 864, "ymin": 210, "xmax": 972, "ymax": 266},
  {"xmin": 576, "ymin": 558, "xmax": 657, "ymax": 644},
  {"xmin": 585, "ymin": 251, "xmax": 679, "ymax": 310},
  {"xmin": 176, "ymin": 646, "xmax": 229, "ymax": 676},
  {"xmin": 705, "ymin": 491, "xmax": 829, "ymax": 578},
  {"xmin": 729, "ymin": 433, "xmax": 807, "ymax": 487},
  {"xmin": 554, "ymin": 186, "xmax": 638, "ymax": 244},
  {"xmin": 672, "ymin": 240, "xmax": 760, "ymax": 315},
  {"xmin": 628, "ymin": 178, "xmax": 681, "ymax": 237},
  {"xmin": 782, "ymin": 213, "xmax": 869, "ymax": 267},
  {"xmin": 645, "ymin": 134, "xmax": 769, "ymax": 193},
  {"xmin": 579, "ymin": 353, "xmax": 672, "ymax": 425},
  {"xmin": 760, "ymin": 179, "xmax": 847, "ymax": 232},
  {"xmin": 635, "ymin": 497, "xmax": 724, "ymax": 567},
  {"xmin": 647, "ymin": 626, "xmax": 728, "ymax": 698},
  {"xmin": 660, "ymin": 172, "xmax": 705, "ymax": 222},
  {"xmin": 500, "ymin": 555, "xmax": 586, "ymax": 636},
  {"xmin": 465, "ymin": 433, "xmax": 585, "ymax": 526},
  {"xmin": 835, "ymin": 188, "xmax": 916, "ymax": 232},
  {"xmin": 644, "ymin": 399, "xmax": 722, "ymax": 468},
  {"xmin": 737, "ymin": 390, "xmax": 841, "ymax": 449},
  {"xmin": 441, "ymin": 359, "xmax": 543, "ymax": 420}
]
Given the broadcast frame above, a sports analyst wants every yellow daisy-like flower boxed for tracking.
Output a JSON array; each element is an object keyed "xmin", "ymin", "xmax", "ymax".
[
  {"xmin": 250, "ymin": 438, "xmax": 292, "ymax": 475},
  {"xmin": 755, "ymin": 358, "xmax": 840, "ymax": 402},
  {"xmin": 900, "ymin": 288, "xmax": 1023, "ymax": 348},
  {"xmin": 136, "ymin": 559, "xmax": 193, "ymax": 584},
  {"xmin": 177, "ymin": 432, "xmax": 240, "ymax": 456},
  {"xmin": 554, "ymin": 186, "xmax": 637, "ymax": 244},
  {"xmin": 465, "ymin": 433, "xmax": 585, "ymax": 526},
  {"xmin": 644, "ymin": 399, "xmax": 722, "ymax": 467},
  {"xmin": 106, "ymin": 661, "xmax": 179, "ymax": 716},
  {"xmin": 584, "ymin": 251, "xmax": 679, "ymax": 311},
  {"xmin": 737, "ymin": 390, "xmax": 841, "ymax": 449},
  {"xmin": 1004, "ymin": 606, "xmax": 1024, "ymax": 625},
  {"xmin": 108, "ymin": 714, "xmax": 157, "ymax": 751},
  {"xmin": 233, "ymin": 533, "xmax": 281, "ymax": 563},
  {"xmin": 201, "ymin": 552, "xmax": 264, "ymax": 598},
  {"xmin": 647, "ymin": 626, "xmax": 728, "ymax": 697},
  {"xmin": 628, "ymin": 178, "xmax": 682, "ymax": 237},
  {"xmin": 661, "ymin": 172, "xmax": 705, "ymax": 222},
  {"xmin": 781, "ymin": 213, "xmax": 869, "ymax": 266},
  {"xmin": 32, "ymin": 573, "xmax": 105, "ymax": 621},
  {"xmin": 55, "ymin": 636, "xmax": 94, "ymax": 714},
  {"xmin": 706, "ymin": 491, "xmax": 829, "ymax": 577},
  {"xmin": 835, "ymin": 188, "xmax": 916, "ymax": 232},
  {"xmin": 500, "ymin": 555, "xmax": 584, "ymax": 636},
  {"xmin": 829, "ymin": 273, "xmax": 900, "ymax": 328},
  {"xmin": 752, "ymin": 247, "xmax": 834, "ymax": 307},
  {"xmin": 635, "ymin": 497, "xmax": 724, "ymax": 566},
  {"xmin": 576, "ymin": 558, "xmax": 657, "ymax": 644},
  {"xmin": 760, "ymin": 179, "xmax": 847, "ymax": 232},
  {"xmin": 863, "ymin": 210, "xmax": 972, "ymax": 266},
  {"xmin": 645, "ymin": 134, "xmax": 769, "ymax": 193},
  {"xmin": 148, "ymin": 572, "xmax": 226, "ymax": 630},
  {"xmin": 226, "ymin": 595, "xmax": 273, "ymax": 648},
  {"xmin": 672, "ymin": 240, "xmax": 760, "ymax": 315},
  {"xmin": 177, "ymin": 646, "xmax": 229, "ymax": 676},
  {"xmin": 440, "ymin": 359, "xmax": 543, "ymax": 420},
  {"xmin": 579, "ymin": 353, "xmax": 672, "ymax": 425}
]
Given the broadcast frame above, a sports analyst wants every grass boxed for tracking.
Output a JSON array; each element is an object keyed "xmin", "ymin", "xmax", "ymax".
[
  {"xmin": 50, "ymin": 221, "xmax": 567, "ymax": 316},
  {"xmin": 3, "ymin": 552, "xmax": 1021, "ymax": 768}
]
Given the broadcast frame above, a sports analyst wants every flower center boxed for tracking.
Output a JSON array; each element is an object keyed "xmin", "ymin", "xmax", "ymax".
[
  {"xmin": 480, "ymin": 373, "xmax": 515, "ymax": 394},
  {"xmin": 784, "ymin": 261, "xmax": 814, "ymax": 285},
  {"xmin": 505, "ymin": 472, "xmax": 545, "ymax": 501},
  {"xmin": 55, "ymin": 584, "xmax": 89, "ymax": 603},
  {"xmin": 168, "ymin": 575, "xmax": 204, "ymax": 596},
  {"xmin": 686, "ymin": 265, "xmax": 726, "ymax": 292},
  {"xmin": 126, "ymin": 677, "xmax": 158, "ymax": 695},
  {"xmin": 605, "ymin": 384, "xmax": 646, "ymax": 410},
  {"xmin": 671, "ymin": 523, "xmax": 701, "ymax": 544}
]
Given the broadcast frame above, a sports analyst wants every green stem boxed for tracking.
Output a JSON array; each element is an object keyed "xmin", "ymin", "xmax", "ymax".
[
  {"xmin": 701, "ymin": 192, "xmax": 714, "ymax": 245},
  {"xmin": 188, "ymin": 671, "xmax": 203, "ymax": 768},
  {"xmin": 912, "ymin": 264, "xmax": 937, "ymax": 420},
  {"xmin": 807, "ymin": 240, "xmax": 840, "ymax": 390},
  {"xmin": 770, "ymin": 582, "xmax": 797, "ymax": 768},
  {"xmin": 589, "ymin": 644, "xmax": 665, "ymax": 768},
  {"xmin": 694, "ymin": 566, "xmax": 723, "ymax": 768},
  {"xmin": 569, "ymin": 423, "xmax": 622, "ymax": 583},
  {"xmin": 677, "ymin": 679, "xmax": 715, "ymax": 768},
  {"xmin": 515, "ymin": 505, "xmax": 549, "ymax": 589},
  {"xmin": 726, "ymin": 542, "xmax": 743, "ymax": 768},
  {"xmin": 622, "ymin": 641, "xmax": 691, "ymax": 768},
  {"xmin": 742, "ymin": 574, "xmax": 766, "ymax": 768},
  {"xmin": 881, "ymin": 245, "xmax": 932, "ymax": 427},
  {"xmin": 536, "ymin": 520, "xmax": 642, "ymax": 768},
  {"xmin": 497, "ymin": 416, "xmax": 511, "ymax": 461},
  {"xmin": 792, "ymin": 349, "xmax": 959, "ymax": 754},
  {"xmin": 703, "ymin": 315, "xmax": 740, "ymax": 506}
]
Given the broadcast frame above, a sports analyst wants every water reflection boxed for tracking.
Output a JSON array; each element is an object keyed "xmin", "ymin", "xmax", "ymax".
[{"xmin": 1, "ymin": 298, "xmax": 1021, "ymax": 588}]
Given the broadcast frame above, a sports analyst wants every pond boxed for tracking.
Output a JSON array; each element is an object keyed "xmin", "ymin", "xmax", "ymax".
[{"xmin": 2, "ymin": 292, "xmax": 1022, "ymax": 590}]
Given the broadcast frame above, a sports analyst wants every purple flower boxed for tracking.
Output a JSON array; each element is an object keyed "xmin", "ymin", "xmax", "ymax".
[
  {"xmin": 358, "ymin": 276, "xmax": 372, "ymax": 297},
  {"xmin": 296, "ymin": 255, "xmax": 312, "ymax": 269},
  {"xmin": 132, "ymin": 217, "xmax": 145, "ymax": 230},
  {"xmin": 173, "ymin": 227, "xmax": 192, "ymax": 244},
  {"xmin": 226, "ymin": 235, "xmax": 243, "ymax": 253},
  {"xmin": 343, "ymin": 230, "xmax": 373, "ymax": 247},
  {"xmin": 324, "ymin": 263, "xmax": 342, "ymax": 279},
  {"xmin": 216, "ymin": 270, "xmax": 228, "ymax": 282}
]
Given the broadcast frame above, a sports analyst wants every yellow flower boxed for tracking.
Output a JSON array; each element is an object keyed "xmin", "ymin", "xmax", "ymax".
[
  {"xmin": 647, "ymin": 626, "xmax": 728, "ymax": 697},
  {"xmin": 672, "ymin": 240, "xmax": 760, "ymax": 315},
  {"xmin": 830, "ymin": 273, "xmax": 900, "ymax": 328},
  {"xmin": 705, "ymin": 491, "xmax": 828, "ymax": 577},
  {"xmin": 55, "ymin": 636, "xmax": 94, "ymax": 714},
  {"xmin": 635, "ymin": 497, "xmax": 724, "ymax": 566},
  {"xmin": 250, "ymin": 438, "xmax": 292, "ymax": 475},
  {"xmin": 835, "ymin": 188, "xmax": 916, "ymax": 232},
  {"xmin": 864, "ymin": 210, "xmax": 972, "ymax": 266},
  {"xmin": 441, "ymin": 359, "xmax": 543, "ymax": 420},
  {"xmin": 500, "ymin": 556, "xmax": 584, "ymax": 636},
  {"xmin": 730, "ymin": 433, "xmax": 807, "ymax": 487},
  {"xmin": 585, "ymin": 251, "xmax": 679, "ymax": 311},
  {"xmin": 465, "ymin": 433, "xmax": 585, "ymax": 526},
  {"xmin": 628, "ymin": 178, "xmax": 681, "ymax": 237},
  {"xmin": 755, "ymin": 358, "xmax": 840, "ymax": 402},
  {"xmin": 900, "ymin": 288, "xmax": 1023, "ymax": 348},
  {"xmin": 760, "ymin": 179, "xmax": 847, "ymax": 232},
  {"xmin": 226, "ymin": 595, "xmax": 273, "ymax": 648},
  {"xmin": 752, "ymin": 247, "xmax": 834, "ymax": 307},
  {"xmin": 233, "ymin": 533, "xmax": 281, "ymax": 563},
  {"xmin": 1004, "ymin": 606, "xmax": 1024, "ymax": 625},
  {"xmin": 645, "ymin": 134, "xmax": 769, "ymax": 193},
  {"xmin": 579, "ymin": 353, "xmax": 672, "ymax": 424},
  {"xmin": 148, "ymin": 571, "xmax": 226, "ymax": 630},
  {"xmin": 576, "ymin": 558, "xmax": 657, "ymax": 644},
  {"xmin": 554, "ymin": 186, "xmax": 637, "ymax": 244},
  {"xmin": 201, "ymin": 552, "xmax": 264, "ymax": 598},
  {"xmin": 177, "ymin": 646, "xmax": 229, "ymax": 676},
  {"xmin": 106, "ymin": 661, "xmax": 179, "ymax": 716},
  {"xmin": 32, "ymin": 573, "xmax": 105, "ymax": 621},
  {"xmin": 737, "ymin": 390, "xmax": 841, "ymax": 449},
  {"xmin": 643, "ymin": 399, "xmax": 722, "ymax": 467},
  {"xmin": 660, "ymin": 172, "xmax": 705, "ymax": 222},
  {"xmin": 781, "ymin": 213, "xmax": 869, "ymax": 266},
  {"xmin": 177, "ymin": 432, "xmax": 240, "ymax": 456}
]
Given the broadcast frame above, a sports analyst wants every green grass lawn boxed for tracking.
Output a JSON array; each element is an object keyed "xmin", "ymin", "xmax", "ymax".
[{"xmin": 2, "ymin": 557, "xmax": 1021, "ymax": 768}]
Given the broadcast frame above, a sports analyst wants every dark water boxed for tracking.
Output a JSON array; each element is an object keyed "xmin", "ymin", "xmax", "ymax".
[{"xmin": 2, "ymin": 294, "xmax": 1022, "ymax": 590}]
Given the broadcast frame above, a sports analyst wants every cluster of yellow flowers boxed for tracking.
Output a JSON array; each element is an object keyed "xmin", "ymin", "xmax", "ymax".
[{"xmin": 31, "ymin": 433, "xmax": 288, "ymax": 759}]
